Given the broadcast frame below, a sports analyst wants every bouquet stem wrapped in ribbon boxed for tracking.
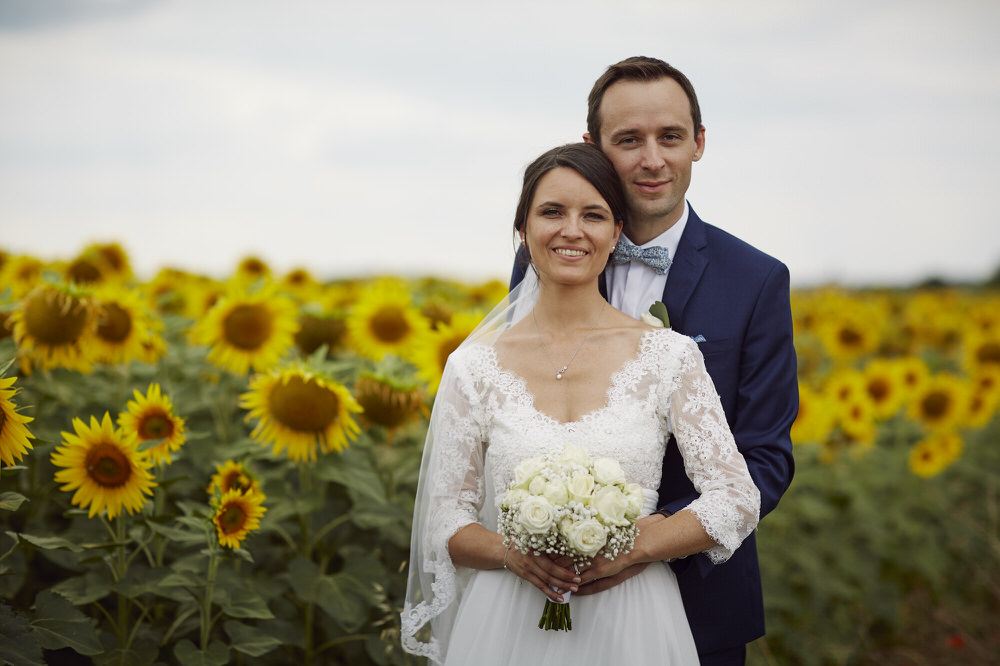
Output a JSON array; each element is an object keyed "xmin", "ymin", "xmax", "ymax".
[{"xmin": 498, "ymin": 444, "xmax": 643, "ymax": 631}]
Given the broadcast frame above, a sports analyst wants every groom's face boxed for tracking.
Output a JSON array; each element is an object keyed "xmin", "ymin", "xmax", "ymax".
[{"xmin": 586, "ymin": 78, "xmax": 705, "ymax": 234}]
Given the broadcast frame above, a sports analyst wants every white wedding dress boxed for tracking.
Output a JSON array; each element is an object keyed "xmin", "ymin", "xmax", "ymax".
[{"xmin": 402, "ymin": 327, "xmax": 760, "ymax": 665}]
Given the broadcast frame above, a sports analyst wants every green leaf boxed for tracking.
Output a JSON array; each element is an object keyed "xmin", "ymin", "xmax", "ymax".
[
  {"xmin": 49, "ymin": 569, "xmax": 112, "ymax": 605},
  {"xmin": 30, "ymin": 590, "xmax": 102, "ymax": 655},
  {"xmin": 0, "ymin": 492, "xmax": 28, "ymax": 512},
  {"xmin": 0, "ymin": 602, "xmax": 44, "ymax": 666},
  {"xmin": 10, "ymin": 532, "xmax": 84, "ymax": 553},
  {"xmin": 173, "ymin": 639, "xmax": 230, "ymax": 666},
  {"xmin": 144, "ymin": 519, "xmax": 206, "ymax": 544},
  {"xmin": 287, "ymin": 557, "xmax": 320, "ymax": 603},
  {"xmin": 315, "ymin": 447, "xmax": 388, "ymax": 505},
  {"xmin": 214, "ymin": 585, "xmax": 274, "ymax": 620},
  {"xmin": 313, "ymin": 572, "xmax": 367, "ymax": 631},
  {"xmin": 223, "ymin": 620, "xmax": 282, "ymax": 657}
]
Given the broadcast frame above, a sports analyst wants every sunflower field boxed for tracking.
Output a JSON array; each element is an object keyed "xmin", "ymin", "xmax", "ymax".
[{"xmin": 1, "ymin": 244, "xmax": 998, "ymax": 665}]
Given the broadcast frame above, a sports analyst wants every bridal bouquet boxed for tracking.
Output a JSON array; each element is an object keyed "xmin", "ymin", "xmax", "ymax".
[{"xmin": 498, "ymin": 443, "xmax": 643, "ymax": 631}]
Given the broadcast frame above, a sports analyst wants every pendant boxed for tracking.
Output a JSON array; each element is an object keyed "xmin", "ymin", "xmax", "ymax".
[{"xmin": 556, "ymin": 366, "xmax": 567, "ymax": 380}]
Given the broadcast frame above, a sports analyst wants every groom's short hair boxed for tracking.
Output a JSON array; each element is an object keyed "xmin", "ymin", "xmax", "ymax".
[{"xmin": 586, "ymin": 56, "xmax": 702, "ymax": 146}]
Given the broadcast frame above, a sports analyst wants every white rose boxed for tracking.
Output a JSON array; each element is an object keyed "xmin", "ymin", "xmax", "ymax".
[
  {"xmin": 542, "ymin": 478, "xmax": 569, "ymax": 506},
  {"xmin": 558, "ymin": 515, "xmax": 574, "ymax": 536},
  {"xmin": 592, "ymin": 485, "xmax": 630, "ymax": 526},
  {"xmin": 514, "ymin": 456, "xmax": 546, "ymax": 489},
  {"xmin": 568, "ymin": 472, "xmax": 595, "ymax": 504},
  {"xmin": 502, "ymin": 488, "xmax": 530, "ymax": 510},
  {"xmin": 564, "ymin": 518, "xmax": 608, "ymax": 558},
  {"xmin": 557, "ymin": 444, "xmax": 591, "ymax": 468},
  {"xmin": 592, "ymin": 458, "xmax": 626, "ymax": 486},
  {"xmin": 624, "ymin": 483, "xmax": 644, "ymax": 519},
  {"xmin": 639, "ymin": 311, "xmax": 665, "ymax": 328},
  {"xmin": 528, "ymin": 475, "xmax": 548, "ymax": 496},
  {"xmin": 517, "ymin": 496, "xmax": 556, "ymax": 534}
]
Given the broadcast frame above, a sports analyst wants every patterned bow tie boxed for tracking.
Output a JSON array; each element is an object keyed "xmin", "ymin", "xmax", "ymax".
[{"xmin": 611, "ymin": 239, "xmax": 672, "ymax": 274}]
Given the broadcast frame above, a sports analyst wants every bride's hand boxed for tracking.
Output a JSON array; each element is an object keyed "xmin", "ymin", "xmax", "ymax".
[{"xmin": 506, "ymin": 549, "xmax": 581, "ymax": 602}]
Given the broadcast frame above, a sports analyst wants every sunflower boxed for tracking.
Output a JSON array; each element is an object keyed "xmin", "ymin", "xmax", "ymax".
[
  {"xmin": 0, "ymin": 255, "xmax": 45, "ymax": 299},
  {"xmin": 354, "ymin": 373, "xmax": 427, "ymax": 431},
  {"xmin": 240, "ymin": 364, "xmax": 363, "ymax": 462},
  {"xmin": 118, "ymin": 384, "xmax": 187, "ymax": 465},
  {"xmin": 837, "ymin": 395, "xmax": 877, "ymax": 451},
  {"xmin": 233, "ymin": 256, "xmax": 272, "ymax": 284},
  {"xmin": 823, "ymin": 369, "xmax": 867, "ymax": 413},
  {"xmin": 0, "ymin": 374, "xmax": 35, "ymax": 467},
  {"xmin": 790, "ymin": 383, "xmax": 835, "ymax": 446},
  {"xmin": 412, "ymin": 311, "xmax": 483, "ymax": 393},
  {"xmin": 9, "ymin": 283, "xmax": 98, "ymax": 373},
  {"xmin": 963, "ymin": 331, "xmax": 1000, "ymax": 378},
  {"xmin": 212, "ymin": 488, "xmax": 266, "ymax": 549},
  {"xmin": 908, "ymin": 373, "xmax": 969, "ymax": 433},
  {"xmin": 861, "ymin": 359, "xmax": 905, "ymax": 420},
  {"xmin": 294, "ymin": 312, "xmax": 347, "ymax": 357},
  {"xmin": 278, "ymin": 268, "xmax": 321, "ymax": 303},
  {"xmin": 909, "ymin": 432, "xmax": 963, "ymax": 478},
  {"xmin": 206, "ymin": 460, "xmax": 260, "ymax": 496},
  {"xmin": 91, "ymin": 285, "xmax": 162, "ymax": 366},
  {"xmin": 190, "ymin": 286, "xmax": 299, "ymax": 375},
  {"xmin": 346, "ymin": 279, "xmax": 428, "ymax": 361},
  {"xmin": 51, "ymin": 413, "xmax": 156, "ymax": 519},
  {"xmin": 466, "ymin": 279, "xmax": 508, "ymax": 310},
  {"xmin": 84, "ymin": 242, "xmax": 133, "ymax": 281},
  {"xmin": 894, "ymin": 356, "xmax": 931, "ymax": 402}
]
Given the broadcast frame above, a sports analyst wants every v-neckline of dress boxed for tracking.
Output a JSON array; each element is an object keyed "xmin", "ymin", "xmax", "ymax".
[{"xmin": 485, "ymin": 328, "xmax": 656, "ymax": 426}]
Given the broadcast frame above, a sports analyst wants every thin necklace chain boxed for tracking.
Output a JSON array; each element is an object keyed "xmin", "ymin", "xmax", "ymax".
[{"xmin": 531, "ymin": 303, "xmax": 607, "ymax": 380}]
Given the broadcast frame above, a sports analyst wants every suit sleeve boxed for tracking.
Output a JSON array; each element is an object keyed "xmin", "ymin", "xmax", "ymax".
[{"xmin": 662, "ymin": 261, "xmax": 797, "ymax": 526}]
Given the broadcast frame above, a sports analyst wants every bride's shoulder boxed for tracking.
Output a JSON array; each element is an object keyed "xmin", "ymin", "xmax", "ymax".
[{"xmin": 640, "ymin": 327, "xmax": 700, "ymax": 362}]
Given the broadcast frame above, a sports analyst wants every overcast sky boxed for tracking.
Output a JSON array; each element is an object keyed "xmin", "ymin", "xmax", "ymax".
[{"xmin": 1, "ymin": 0, "xmax": 998, "ymax": 288}]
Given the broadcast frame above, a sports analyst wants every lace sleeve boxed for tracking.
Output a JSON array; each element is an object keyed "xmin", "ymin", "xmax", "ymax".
[
  {"xmin": 664, "ymin": 336, "xmax": 761, "ymax": 563},
  {"xmin": 401, "ymin": 349, "xmax": 488, "ymax": 663}
]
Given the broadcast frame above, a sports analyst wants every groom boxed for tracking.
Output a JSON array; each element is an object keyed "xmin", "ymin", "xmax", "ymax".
[{"xmin": 510, "ymin": 57, "xmax": 798, "ymax": 665}]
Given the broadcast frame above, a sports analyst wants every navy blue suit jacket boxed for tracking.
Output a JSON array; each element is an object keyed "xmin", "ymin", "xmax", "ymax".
[{"xmin": 509, "ymin": 205, "xmax": 797, "ymax": 654}]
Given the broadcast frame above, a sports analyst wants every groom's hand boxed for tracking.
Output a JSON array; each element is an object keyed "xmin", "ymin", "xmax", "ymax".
[{"xmin": 574, "ymin": 562, "xmax": 649, "ymax": 595}]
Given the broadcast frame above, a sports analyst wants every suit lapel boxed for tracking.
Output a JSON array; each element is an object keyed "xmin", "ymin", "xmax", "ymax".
[{"xmin": 663, "ymin": 206, "xmax": 708, "ymax": 332}]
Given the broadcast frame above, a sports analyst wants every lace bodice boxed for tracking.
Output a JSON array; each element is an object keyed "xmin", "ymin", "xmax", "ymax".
[{"xmin": 402, "ymin": 327, "xmax": 760, "ymax": 663}]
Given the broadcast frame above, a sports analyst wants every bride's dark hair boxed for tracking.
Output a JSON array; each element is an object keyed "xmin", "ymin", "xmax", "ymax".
[{"xmin": 513, "ymin": 143, "xmax": 627, "ymax": 266}]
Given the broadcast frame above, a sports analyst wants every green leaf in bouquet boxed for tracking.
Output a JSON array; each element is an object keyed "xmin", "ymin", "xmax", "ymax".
[
  {"xmin": 29, "ymin": 590, "xmax": 102, "ymax": 655},
  {"xmin": 173, "ymin": 639, "xmax": 230, "ymax": 666},
  {"xmin": 0, "ymin": 491, "xmax": 28, "ymax": 512},
  {"xmin": 49, "ymin": 569, "xmax": 113, "ymax": 606},
  {"xmin": 223, "ymin": 620, "xmax": 282, "ymax": 657},
  {"xmin": 213, "ymin": 585, "xmax": 274, "ymax": 620},
  {"xmin": 0, "ymin": 602, "xmax": 44, "ymax": 666}
]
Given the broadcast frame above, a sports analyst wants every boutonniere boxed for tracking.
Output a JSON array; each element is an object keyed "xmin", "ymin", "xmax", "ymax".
[{"xmin": 639, "ymin": 301, "xmax": 670, "ymax": 328}]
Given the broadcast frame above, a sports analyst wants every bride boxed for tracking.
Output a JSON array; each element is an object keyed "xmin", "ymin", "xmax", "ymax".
[{"xmin": 401, "ymin": 143, "xmax": 759, "ymax": 665}]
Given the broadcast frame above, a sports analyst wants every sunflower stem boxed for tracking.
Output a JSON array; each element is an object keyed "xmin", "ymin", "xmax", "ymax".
[
  {"xmin": 115, "ymin": 515, "xmax": 130, "ymax": 649},
  {"xmin": 201, "ymin": 535, "xmax": 221, "ymax": 650}
]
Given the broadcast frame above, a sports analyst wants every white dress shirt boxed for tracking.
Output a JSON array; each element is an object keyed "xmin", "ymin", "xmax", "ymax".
[{"xmin": 606, "ymin": 200, "xmax": 689, "ymax": 320}]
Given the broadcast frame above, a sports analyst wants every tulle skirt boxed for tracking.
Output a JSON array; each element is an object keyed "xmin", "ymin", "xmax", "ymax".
[{"xmin": 443, "ymin": 560, "xmax": 698, "ymax": 665}]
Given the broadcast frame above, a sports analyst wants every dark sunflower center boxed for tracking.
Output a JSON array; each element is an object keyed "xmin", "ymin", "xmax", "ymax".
[
  {"xmin": 837, "ymin": 327, "xmax": 862, "ymax": 348},
  {"xmin": 224, "ymin": 471, "xmax": 252, "ymax": 493},
  {"xmin": 867, "ymin": 378, "xmax": 890, "ymax": 402},
  {"xmin": 0, "ymin": 408, "xmax": 7, "ymax": 433},
  {"xmin": 976, "ymin": 341, "xmax": 1000, "ymax": 365},
  {"xmin": 98, "ymin": 247, "xmax": 126, "ymax": 272},
  {"xmin": 138, "ymin": 411, "xmax": 173, "ymax": 440},
  {"xmin": 223, "ymin": 304, "xmax": 273, "ymax": 350},
  {"xmin": 24, "ymin": 292, "xmax": 88, "ymax": 345},
  {"xmin": 66, "ymin": 258, "xmax": 102, "ymax": 284},
  {"xmin": 97, "ymin": 303, "xmax": 133, "ymax": 343},
  {"xmin": 85, "ymin": 443, "xmax": 132, "ymax": 488},
  {"xmin": 294, "ymin": 315, "xmax": 346, "ymax": 355},
  {"xmin": 921, "ymin": 392, "xmax": 951, "ymax": 420},
  {"xmin": 369, "ymin": 306, "xmax": 410, "ymax": 344},
  {"xmin": 219, "ymin": 503, "xmax": 248, "ymax": 534},
  {"xmin": 268, "ymin": 376, "xmax": 339, "ymax": 433}
]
